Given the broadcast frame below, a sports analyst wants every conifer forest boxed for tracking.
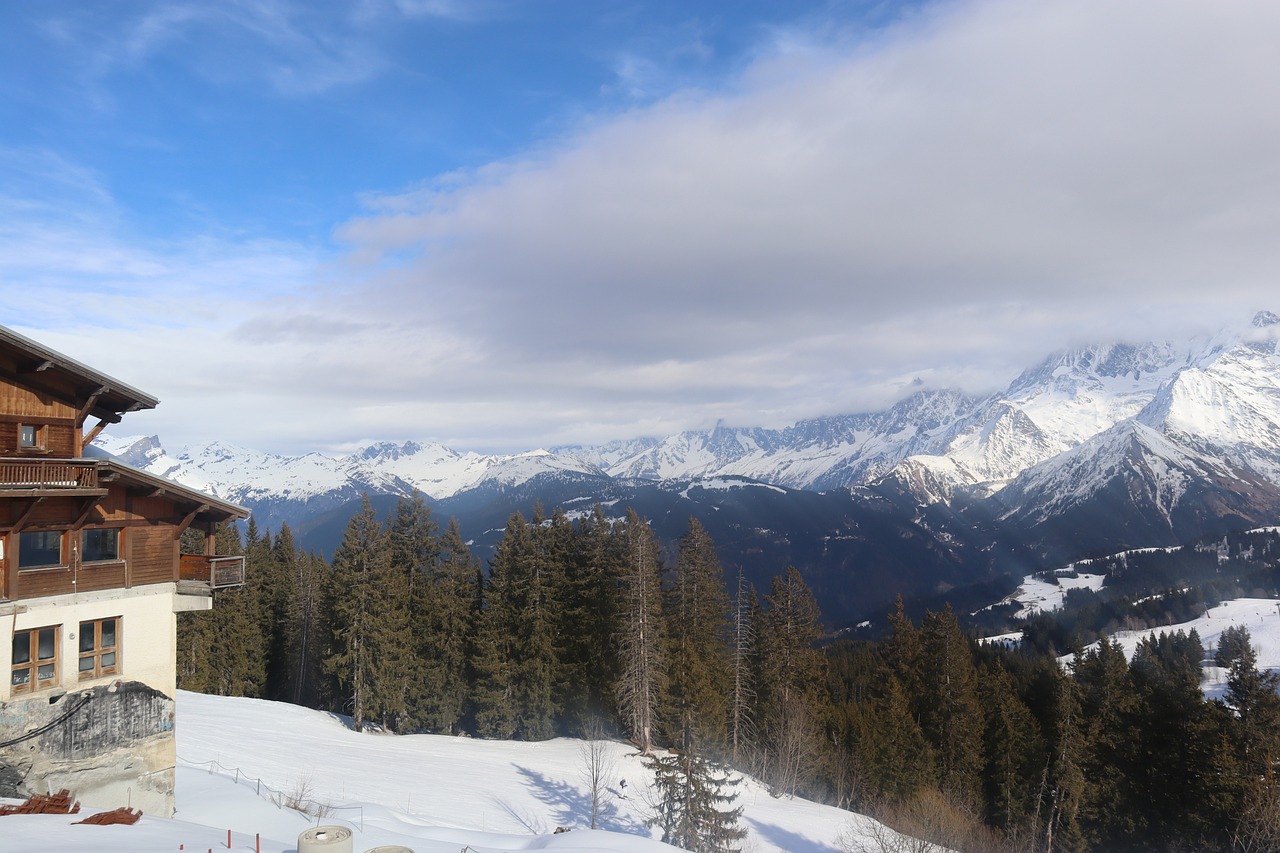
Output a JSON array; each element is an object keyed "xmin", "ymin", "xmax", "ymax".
[{"xmin": 178, "ymin": 497, "xmax": 1280, "ymax": 853}]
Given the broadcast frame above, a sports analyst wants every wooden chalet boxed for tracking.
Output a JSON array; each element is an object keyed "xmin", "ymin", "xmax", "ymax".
[{"xmin": 0, "ymin": 324, "xmax": 248, "ymax": 817}]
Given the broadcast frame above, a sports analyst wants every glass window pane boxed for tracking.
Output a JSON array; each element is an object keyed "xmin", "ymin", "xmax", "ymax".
[
  {"xmin": 37, "ymin": 663, "xmax": 55, "ymax": 681},
  {"xmin": 101, "ymin": 652, "xmax": 116, "ymax": 669},
  {"xmin": 101, "ymin": 619, "xmax": 116, "ymax": 648},
  {"xmin": 37, "ymin": 628, "xmax": 55, "ymax": 661},
  {"xmin": 19, "ymin": 532, "xmax": 61, "ymax": 568},
  {"xmin": 82, "ymin": 529, "xmax": 120, "ymax": 563},
  {"xmin": 79, "ymin": 623, "xmax": 95, "ymax": 653},
  {"xmin": 20, "ymin": 425, "xmax": 36, "ymax": 446},
  {"xmin": 79, "ymin": 656, "xmax": 95, "ymax": 672},
  {"xmin": 12, "ymin": 635, "xmax": 30, "ymax": 665},
  {"xmin": 13, "ymin": 669, "xmax": 29, "ymax": 686}
]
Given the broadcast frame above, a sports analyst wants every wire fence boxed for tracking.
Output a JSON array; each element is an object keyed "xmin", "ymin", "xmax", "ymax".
[{"xmin": 177, "ymin": 755, "xmax": 365, "ymax": 831}]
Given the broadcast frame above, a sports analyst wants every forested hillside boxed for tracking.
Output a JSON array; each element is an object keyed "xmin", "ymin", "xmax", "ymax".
[{"xmin": 179, "ymin": 500, "xmax": 1280, "ymax": 852}]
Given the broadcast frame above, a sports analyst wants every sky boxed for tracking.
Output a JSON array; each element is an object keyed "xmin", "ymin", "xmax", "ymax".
[{"xmin": 3, "ymin": 0, "xmax": 1279, "ymax": 456}]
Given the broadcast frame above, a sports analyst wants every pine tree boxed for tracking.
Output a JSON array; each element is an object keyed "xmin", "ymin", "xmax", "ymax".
[
  {"xmin": 387, "ymin": 495, "xmax": 440, "ymax": 729},
  {"xmin": 558, "ymin": 505, "xmax": 624, "ymax": 735},
  {"xmin": 263, "ymin": 523, "xmax": 299, "ymax": 699},
  {"xmin": 414, "ymin": 517, "xmax": 477, "ymax": 733},
  {"xmin": 286, "ymin": 549, "xmax": 329, "ymax": 708},
  {"xmin": 980, "ymin": 661, "xmax": 1046, "ymax": 833},
  {"xmin": 648, "ymin": 745, "xmax": 746, "ymax": 853},
  {"xmin": 917, "ymin": 604, "xmax": 984, "ymax": 809},
  {"xmin": 728, "ymin": 567, "xmax": 756, "ymax": 765},
  {"xmin": 756, "ymin": 566, "xmax": 826, "ymax": 797},
  {"xmin": 616, "ymin": 509, "xmax": 665, "ymax": 755},
  {"xmin": 857, "ymin": 675, "xmax": 937, "ymax": 805},
  {"xmin": 1224, "ymin": 628, "xmax": 1280, "ymax": 778},
  {"xmin": 324, "ymin": 495, "xmax": 404, "ymax": 732},
  {"xmin": 470, "ymin": 514, "xmax": 532, "ymax": 739},
  {"xmin": 663, "ymin": 518, "xmax": 732, "ymax": 753}
]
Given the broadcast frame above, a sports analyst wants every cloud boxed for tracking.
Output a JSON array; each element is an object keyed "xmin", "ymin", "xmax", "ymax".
[
  {"xmin": 14, "ymin": 0, "xmax": 1280, "ymax": 455},
  {"xmin": 325, "ymin": 0, "xmax": 1280, "ymax": 446}
]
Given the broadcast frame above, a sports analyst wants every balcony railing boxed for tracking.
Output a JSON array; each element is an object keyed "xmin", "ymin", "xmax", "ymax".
[
  {"xmin": 0, "ymin": 459, "xmax": 99, "ymax": 490},
  {"xmin": 179, "ymin": 554, "xmax": 246, "ymax": 589}
]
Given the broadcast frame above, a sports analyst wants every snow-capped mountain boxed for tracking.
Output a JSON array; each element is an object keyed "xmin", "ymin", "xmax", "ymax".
[
  {"xmin": 979, "ymin": 312, "xmax": 1280, "ymax": 558},
  {"xmin": 89, "ymin": 311, "xmax": 1280, "ymax": 582}
]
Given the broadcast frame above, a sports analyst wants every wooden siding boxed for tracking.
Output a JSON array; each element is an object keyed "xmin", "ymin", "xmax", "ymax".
[
  {"xmin": 11, "ymin": 564, "xmax": 74, "ymax": 599},
  {"xmin": 0, "ymin": 377, "xmax": 77, "ymax": 420},
  {"xmin": 126, "ymin": 526, "xmax": 179, "ymax": 587},
  {"xmin": 75, "ymin": 561, "xmax": 128, "ymax": 593}
]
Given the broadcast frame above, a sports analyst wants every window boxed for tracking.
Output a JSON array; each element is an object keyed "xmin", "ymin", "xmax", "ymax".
[
  {"xmin": 12, "ymin": 626, "xmax": 59, "ymax": 694},
  {"xmin": 18, "ymin": 531, "xmax": 62, "ymax": 569},
  {"xmin": 18, "ymin": 424, "xmax": 45, "ymax": 450},
  {"xmin": 78, "ymin": 618, "xmax": 119, "ymax": 680},
  {"xmin": 82, "ymin": 529, "xmax": 120, "ymax": 563}
]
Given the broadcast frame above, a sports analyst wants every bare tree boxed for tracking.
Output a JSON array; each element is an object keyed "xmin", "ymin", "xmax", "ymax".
[
  {"xmin": 579, "ymin": 715, "xmax": 618, "ymax": 830},
  {"xmin": 616, "ymin": 511, "xmax": 664, "ymax": 755},
  {"xmin": 729, "ymin": 566, "xmax": 756, "ymax": 764}
]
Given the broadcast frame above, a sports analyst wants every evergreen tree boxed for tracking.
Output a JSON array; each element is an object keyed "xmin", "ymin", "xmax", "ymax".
[
  {"xmin": 756, "ymin": 566, "xmax": 826, "ymax": 797},
  {"xmin": 980, "ymin": 661, "xmax": 1046, "ymax": 834},
  {"xmin": 324, "ymin": 495, "xmax": 406, "ymax": 732},
  {"xmin": 917, "ymin": 605, "xmax": 984, "ymax": 808},
  {"xmin": 648, "ymin": 744, "xmax": 746, "ymax": 853},
  {"xmin": 387, "ymin": 495, "xmax": 440, "ymax": 729},
  {"xmin": 415, "ymin": 517, "xmax": 477, "ymax": 733},
  {"xmin": 663, "ymin": 518, "xmax": 733, "ymax": 753},
  {"xmin": 470, "ymin": 514, "xmax": 533, "ymax": 738},
  {"xmin": 263, "ymin": 523, "xmax": 299, "ymax": 700},
  {"xmin": 728, "ymin": 567, "xmax": 756, "ymax": 765},
  {"xmin": 1226, "ymin": 631, "xmax": 1280, "ymax": 777},
  {"xmin": 558, "ymin": 505, "xmax": 624, "ymax": 735},
  {"xmin": 286, "ymin": 549, "xmax": 329, "ymax": 708},
  {"xmin": 616, "ymin": 509, "xmax": 665, "ymax": 754},
  {"xmin": 856, "ymin": 675, "xmax": 937, "ymax": 805}
]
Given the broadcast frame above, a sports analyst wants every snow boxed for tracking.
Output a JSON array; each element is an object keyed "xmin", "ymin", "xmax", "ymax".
[
  {"xmin": 1005, "ymin": 572, "xmax": 1107, "ymax": 618},
  {"xmin": 1070, "ymin": 598, "xmax": 1280, "ymax": 700},
  {"xmin": 1, "ymin": 691, "xmax": 895, "ymax": 853}
]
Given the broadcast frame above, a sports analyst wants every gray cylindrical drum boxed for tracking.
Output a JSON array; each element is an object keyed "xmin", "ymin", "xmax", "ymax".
[{"xmin": 298, "ymin": 825, "xmax": 354, "ymax": 853}]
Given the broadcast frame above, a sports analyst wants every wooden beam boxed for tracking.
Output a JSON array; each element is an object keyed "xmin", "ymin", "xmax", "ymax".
[
  {"xmin": 69, "ymin": 496, "xmax": 105, "ymax": 531},
  {"xmin": 76, "ymin": 387, "xmax": 108, "ymax": 428},
  {"xmin": 81, "ymin": 418, "xmax": 111, "ymax": 452},
  {"xmin": 7, "ymin": 497, "xmax": 45, "ymax": 534},
  {"xmin": 173, "ymin": 504, "xmax": 211, "ymax": 540}
]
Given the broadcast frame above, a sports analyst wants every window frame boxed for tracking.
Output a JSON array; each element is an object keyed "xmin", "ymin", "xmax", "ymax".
[
  {"xmin": 17, "ymin": 530, "xmax": 64, "ymax": 570},
  {"xmin": 17, "ymin": 423, "xmax": 46, "ymax": 451},
  {"xmin": 78, "ymin": 617, "xmax": 120, "ymax": 681},
  {"xmin": 81, "ymin": 528, "xmax": 122, "ymax": 564},
  {"xmin": 11, "ymin": 625, "xmax": 59, "ymax": 694}
]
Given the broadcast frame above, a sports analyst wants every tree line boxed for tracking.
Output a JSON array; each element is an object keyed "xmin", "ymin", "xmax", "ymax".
[{"xmin": 178, "ymin": 498, "xmax": 1280, "ymax": 852}]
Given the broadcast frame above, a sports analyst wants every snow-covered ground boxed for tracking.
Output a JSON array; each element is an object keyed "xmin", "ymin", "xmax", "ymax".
[
  {"xmin": 1004, "ymin": 571, "xmax": 1108, "ymax": 618},
  {"xmin": 2, "ymin": 691, "xmax": 895, "ymax": 853},
  {"xmin": 1094, "ymin": 597, "xmax": 1280, "ymax": 700}
]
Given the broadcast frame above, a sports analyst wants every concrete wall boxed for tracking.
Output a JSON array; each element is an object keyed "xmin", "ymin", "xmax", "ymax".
[{"xmin": 0, "ymin": 584, "xmax": 209, "ymax": 816}]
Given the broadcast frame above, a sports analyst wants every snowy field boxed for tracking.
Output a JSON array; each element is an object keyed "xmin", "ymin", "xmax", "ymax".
[
  {"xmin": 1, "ymin": 691, "xmax": 897, "ymax": 853},
  {"xmin": 1005, "ymin": 571, "xmax": 1107, "ymax": 618},
  {"xmin": 1098, "ymin": 597, "xmax": 1280, "ymax": 700}
]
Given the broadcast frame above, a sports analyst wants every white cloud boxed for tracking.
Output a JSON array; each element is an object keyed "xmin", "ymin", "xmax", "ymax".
[{"xmin": 13, "ymin": 0, "xmax": 1280, "ymax": 455}]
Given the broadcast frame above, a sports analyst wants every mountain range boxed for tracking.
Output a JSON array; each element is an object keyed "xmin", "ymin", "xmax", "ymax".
[{"xmin": 92, "ymin": 311, "xmax": 1280, "ymax": 627}]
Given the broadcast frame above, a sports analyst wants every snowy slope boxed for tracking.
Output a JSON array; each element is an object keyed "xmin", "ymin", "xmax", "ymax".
[{"xmin": 0, "ymin": 692, "xmax": 906, "ymax": 853}]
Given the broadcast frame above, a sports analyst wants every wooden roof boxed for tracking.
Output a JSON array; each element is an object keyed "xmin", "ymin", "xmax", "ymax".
[
  {"xmin": 0, "ymin": 325, "xmax": 159, "ymax": 425},
  {"xmin": 100, "ymin": 459, "xmax": 250, "ymax": 523}
]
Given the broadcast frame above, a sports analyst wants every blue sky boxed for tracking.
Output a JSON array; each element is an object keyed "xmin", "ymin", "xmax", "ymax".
[{"xmin": 3, "ymin": 0, "xmax": 1279, "ymax": 454}]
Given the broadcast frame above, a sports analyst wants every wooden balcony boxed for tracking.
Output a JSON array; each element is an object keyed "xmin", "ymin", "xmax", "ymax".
[
  {"xmin": 0, "ymin": 459, "xmax": 101, "ymax": 493},
  {"xmin": 179, "ymin": 554, "xmax": 246, "ymax": 589}
]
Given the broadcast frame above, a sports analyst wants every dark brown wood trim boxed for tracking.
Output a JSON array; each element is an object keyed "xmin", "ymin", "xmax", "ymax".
[
  {"xmin": 80, "ymin": 418, "xmax": 110, "ymax": 450},
  {"xmin": 173, "ymin": 504, "xmax": 210, "ymax": 540}
]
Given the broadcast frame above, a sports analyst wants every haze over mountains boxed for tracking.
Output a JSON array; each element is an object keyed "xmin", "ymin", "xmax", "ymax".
[{"xmin": 94, "ymin": 311, "xmax": 1280, "ymax": 626}]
